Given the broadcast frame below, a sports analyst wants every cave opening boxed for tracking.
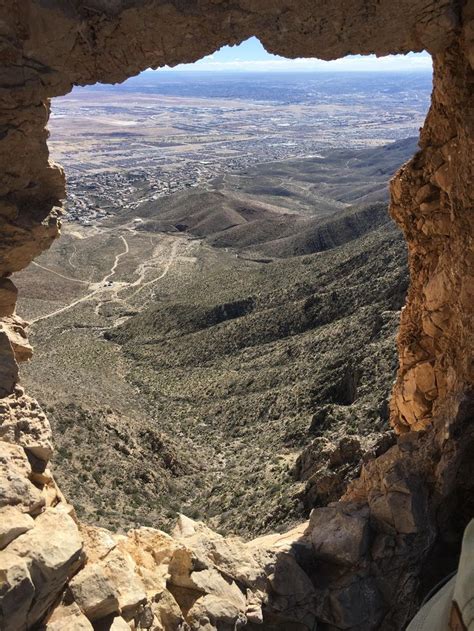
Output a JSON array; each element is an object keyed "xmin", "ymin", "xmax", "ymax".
[
  {"xmin": 12, "ymin": 39, "xmax": 434, "ymax": 539},
  {"xmin": 2, "ymin": 4, "xmax": 473, "ymax": 629}
]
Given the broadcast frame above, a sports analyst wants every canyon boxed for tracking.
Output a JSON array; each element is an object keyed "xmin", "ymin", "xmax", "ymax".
[{"xmin": 0, "ymin": 1, "xmax": 473, "ymax": 631}]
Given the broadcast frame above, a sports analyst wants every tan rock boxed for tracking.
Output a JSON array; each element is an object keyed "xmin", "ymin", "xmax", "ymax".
[
  {"xmin": 0, "ymin": 505, "xmax": 34, "ymax": 550},
  {"xmin": 45, "ymin": 598, "xmax": 94, "ymax": 631},
  {"xmin": 149, "ymin": 589, "xmax": 185, "ymax": 630},
  {"xmin": 413, "ymin": 361, "xmax": 437, "ymax": 397},
  {"xmin": 0, "ymin": 391, "xmax": 53, "ymax": 467},
  {"xmin": 415, "ymin": 183, "xmax": 437, "ymax": 203},
  {"xmin": 81, "ymin": 523, "xmax": 117, "ymax": 563},
  {"xmin": 0, "ymin": 551, "xmax": 35, "ymax": 631},
  {"xmin": 69, "ymin": 562, "xmax": 120, "ymax": 621},
  {"xmin": 187, "ymin": 594, "xmax": 245, "ymax": 630},
  {"xmin": 117, "ymin": 527, "xmax": 176, "ymax": 595},
  {"xmin": 0, "ymin": 2, "xmax": 473, "ymax": 630},
  {"xmin": 0, "ymin": 442, "xmax": 44, "ymax": 515},
  {"xmin": 191, "ymin": 568, "xmax": 246, "ymax": 610},
  {"xmin": 431, "ymin": 162, "xmax": 451, "ymax": 192},
  {"xmin": 1, "ymin": 316, "xmax": 32, "ymax": 363},
  {"xmin": 102, "ymin": 547, "xmax": 147, "ymax": 614},
  {"xmin": 8, "ymin": 507, "xmax": 84, "ymax": 626},
  {"xmin": 423, "ymin": 268, "xmax": 452, "ymax": 311},
  {"xmin": 71, "ymin": 537, "xmax": 148, "ymax": 621},
  {"xmin": 419, "ymin": 199, "xmax": 440, "ymax": 214},
  {"xmin": 0, "ymin": 330, "xmax": 17, "ymax": 397},
  {"xmin": 109, "ymin": 616, "xmax": 131, "ymax": 630},
  {"xmin": 172, "ymin": 515, "xmax": 264, "ymax": 586}
]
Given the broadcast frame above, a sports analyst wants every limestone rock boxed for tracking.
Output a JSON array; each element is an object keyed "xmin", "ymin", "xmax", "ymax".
[
  {"xmin": 101, "ymin": 547, "xmax": 147, "ymax": 614},
  {"xmin": 0, "ymin": 331, "xmax": 17, "ymax": 397},
  {"xmin": 1, "ymin": 316, "xmax": 32, "ymax": 363},
  {"xmin": 0, "ymin": 280, "xmax": 17, "ymax": 318},
  {"xmin": 80, "ymin": 523, "xmax": 117, "ymax": 563},
  {"xmin": 45, "ymin": 598, "xmax": 94, "ymax": 631},
  {"xmin": 108, "ymin": 617, "xmax": 131, "ymax": 631},
  {"xmin": 172, "ymin": 515, "xmax": 266, "ymax": 587},
  {"xmin": 71, "ymin": 528, "xmax": 176, "ymax": 623},
  {"xmin": 148, "ymin": 589, "xmax": 185, "ymax": 630},
  {"xmin": 0, "ymin": 442, "xmax": 44, "ymax": 515},
  {"xmin": 186, "ymin": 594, "xmax": 246, "ymax": 630},
  {"xmin": 115, "ymin": 527, "xmax": 176, "ymax": 596},
  {"xmin": 171, "ymin": 515, "xmax": 318, "ymax": 629},
  {"xmin": 0, "ymin": 551, "xmax": 35, "ymax": 631},
  {"xmin": 69, "ymin": 525, "xmax": 185, "ymax": 628},
  {"xmin": 0, "ymin": 391, "xmax": 53, "ymax": 468},
  {"xmin": 69, "ymin": 563, "xmax": 120, "ymax": 621},
  {"xmin": 0, "ymin": 506, "xmax": 34, "ymax": 550},
  {"xmin": 7, "ymin": 507, "xmax": 84, "ymax": 627},
  {"xmin": 0, "ymin": 2, "xmax": 473, "ymax": 631}
]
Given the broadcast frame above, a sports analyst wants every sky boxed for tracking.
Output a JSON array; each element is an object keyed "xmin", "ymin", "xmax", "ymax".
[{"xmin": 163, "ymin": 37, "xmax": 432, "ymax": 72}]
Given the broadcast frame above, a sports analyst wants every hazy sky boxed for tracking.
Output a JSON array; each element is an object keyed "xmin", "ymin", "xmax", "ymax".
[{"xmin": 164, "ymin": 37, "xmax": 432, "ymax": 72}]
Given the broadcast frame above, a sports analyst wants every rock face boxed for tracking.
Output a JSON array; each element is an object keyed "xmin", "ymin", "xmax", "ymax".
[{"xmin": 0, "ymin": 1, "xmax": 473, "ymax": 630}]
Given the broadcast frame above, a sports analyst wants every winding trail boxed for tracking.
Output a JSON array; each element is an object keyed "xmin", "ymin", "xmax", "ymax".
[
  {"xmin": 30, "ymin": 235, "xmax": 129, "ymax": 325},
  {"xmin": 30, "ymin": 234, "xmax": 182, "ymax": 325},
  {"xmin": 103, "ymin": 236, "xmax": 129, "ymax": 283},
  {"xmin": 127, "ymin": 240, "xmax": 179, "ymax": 300}
]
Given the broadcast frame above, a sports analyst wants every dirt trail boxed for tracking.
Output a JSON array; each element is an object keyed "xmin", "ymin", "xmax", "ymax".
[
  {"xmin": 30, "ymin": 234, "xmax": 183, "ymax": 325},
  {"xmin": 126, "ymin": 240, "xmax": 180, "ymax": 300},
  {"xmin": 103, "ymin": 235, "xmax": 129, "ymax": 283},
  {"xmin": 31, "ymin": 261, "xmax": 89, "ymax": 284}
]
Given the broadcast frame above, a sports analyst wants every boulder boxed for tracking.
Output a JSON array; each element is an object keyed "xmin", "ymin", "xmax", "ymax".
[
  {"xmin": 187, "ymin": 593, "xmax": 246, "ymax": 630},
  {"xmin": 148, "ymin": 589, "xmax": 185, "ymax": 630},
  {"xmin": 101, "ymin": 547, "xmax": 147, "ymax": 614},
  {"xmin": 0, "ymin": 551, "xmax": 34, "ymax": 631},
  {"xmin": 45, "ymin": 598, "xmax": 94, "ymax": 631},
  {"xmin": 0, "ymin": 330, "xmax": 17, "ymax": 397},
  {"xmin": 80, "ymin": 523, "xmax": 117, "ymax": 563},
  {"xmin": 1, "ymin": 316, "xmax": 32, "ymax": 363},
  {"xmin": 310, "ymin": 503, "xmax": 370, "ymax": 566},
  {"xmin": 172, "ymin": 515, "xmax": 264, "ymax": 587},
  {"xmin": 115, "ymin": 527, "xmax": 176, "ymax": 595},
  {"xmin": 108, "ymin": 616, "xmax": 131, "ymax": 630},
  {"xmin": 71, "ymin": 531, "xmax": 155, "ymax": 621},
  {"xmin": 69, "ymin": 563, "xmax": 120, "ymax": 621},
  {"xmin": 0, "ymin": 279, "xmax": 17, "ymax": 317},
  {"xmin": 7, "ymin": 507, "xmax": 84, "ymax": 626},
  {"xmin": 0, "ymin": 505, "xmax": 34, "ymax": 549}
]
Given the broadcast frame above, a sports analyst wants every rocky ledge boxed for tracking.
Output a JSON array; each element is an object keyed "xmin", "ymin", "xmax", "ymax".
[
  {"xmin": 3, "ymin": 384, "xmax": 472, "ymax": 631},
  {"xmin": 0, "ymin": 393, "xmax": 316, "ymax": 630}
]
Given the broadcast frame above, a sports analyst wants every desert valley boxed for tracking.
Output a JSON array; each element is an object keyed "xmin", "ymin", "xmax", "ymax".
[{"xmin": 14, "ymin": 70, "xmax": 431, "ymax": 535}]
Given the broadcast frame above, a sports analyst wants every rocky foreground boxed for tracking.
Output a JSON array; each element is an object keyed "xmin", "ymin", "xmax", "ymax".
[
  {"xmin": 0, "ymin": 389, "xmax": 357, "ymax": 631},
  {"xmin": 1, "ymin": 385, "xmax": 456, "ymax": 631}
]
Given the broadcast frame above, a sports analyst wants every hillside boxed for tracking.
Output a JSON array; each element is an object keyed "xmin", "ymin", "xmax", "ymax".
[
  {"xmin": 115, "ymin": 137, "xmax": 417, "ymax": 258},
  {"xmin": 102, "ymin": 221, "xmax": 406, "ymax": 535},
  {"xmin": 16, "ymin": 138, "xmax": 412, "ymax": 537}
]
